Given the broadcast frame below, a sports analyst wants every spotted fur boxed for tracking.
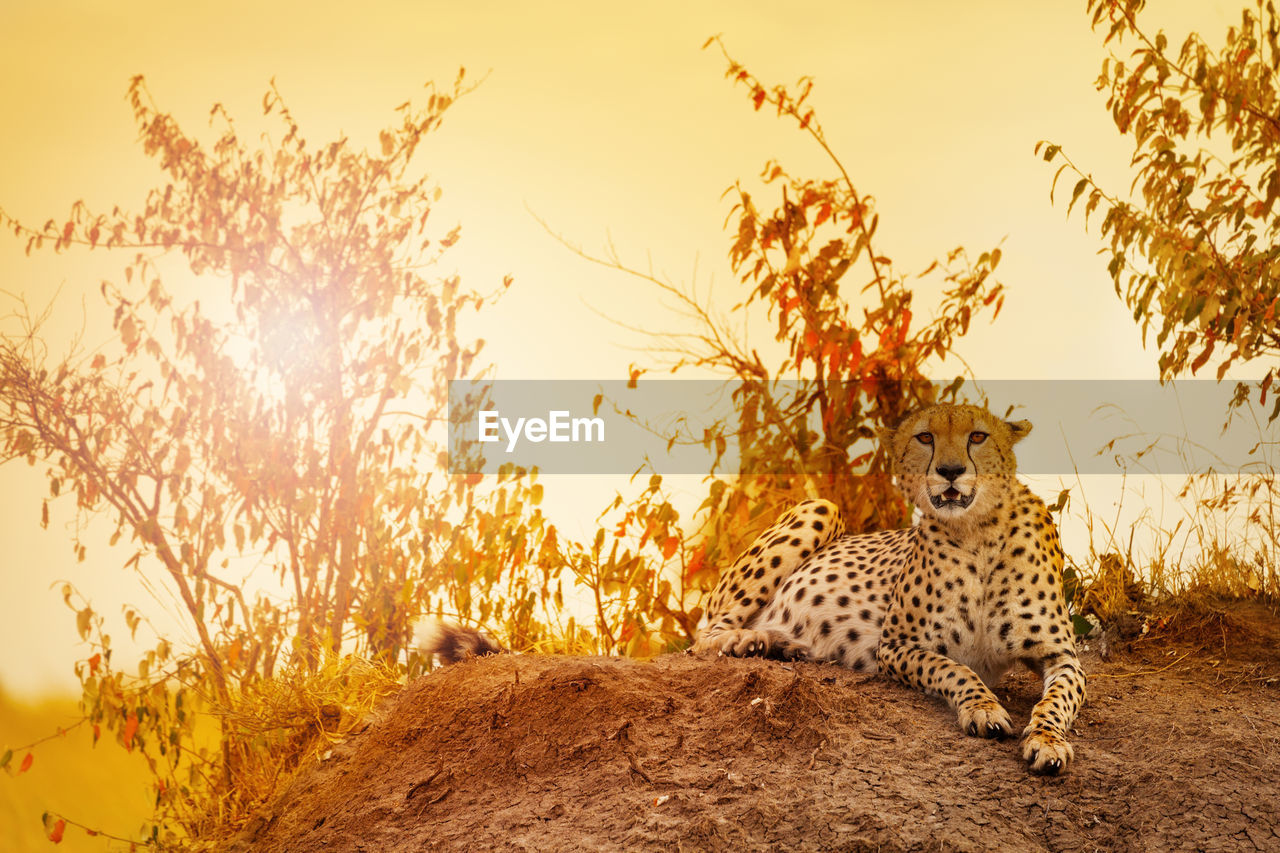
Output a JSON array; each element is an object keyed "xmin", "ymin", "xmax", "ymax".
[{"xmin": 693, "ymin": 403, "xmax": 1086, "ymax": 775}]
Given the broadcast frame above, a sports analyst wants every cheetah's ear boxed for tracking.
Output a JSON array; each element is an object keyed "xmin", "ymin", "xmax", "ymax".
[{"xmin": 1006, "ymin": 419, "xmax": 1032, "ymax": 443}]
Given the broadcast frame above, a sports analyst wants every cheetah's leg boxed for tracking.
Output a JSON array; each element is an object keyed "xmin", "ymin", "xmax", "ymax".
[
  {"xmin": 877, "ymin": 641, "xmax": 1015, "ymax": 740},
  {"xmin": 1021, "ymin": 651, "xmax": 1086, "ymax": 776},
  {"xmin": 693, "ymin": 499, "xmax": 843, "ymax": 655}
]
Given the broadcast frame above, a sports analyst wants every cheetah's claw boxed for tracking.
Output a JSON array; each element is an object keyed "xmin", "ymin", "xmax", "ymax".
[
  {"xmin": 957, "ymin": 700, "xmax": 1014, "ymax": 740},
  {"xmin": 694, "ymin": 628, "xmax": 774, "ymax": 658},
  {"xmin": 1022, "ymin": 725, "xmax": 1074, "ymax": 776},
  {"xmin": 968, "ymin": 721, "xmax": 1011, "ymax": 740}
]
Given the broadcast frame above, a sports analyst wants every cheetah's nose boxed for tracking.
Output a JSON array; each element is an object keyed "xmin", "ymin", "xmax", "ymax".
[{"xmin": 936, "ymin": 464, "xmax": 966, "ymax": 482}]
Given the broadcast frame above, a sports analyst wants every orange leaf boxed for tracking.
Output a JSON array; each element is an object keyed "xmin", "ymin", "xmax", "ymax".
[
  {"xmin": 18, "ymin": 752, "xmax": 33, "ymax": 774},
  {"xmin": 49, "ymin": 819, "xmax": 65, "ymax": 843},
  {"xmin": 123, "ymin": 712, "xmax": 139, "ymax": 751},
  {"xmin": 661, "ymin": 536, "xmax": 679, "ymax": 560},
  {"xmin": 88, "ymin": 653, "xmax": 101, "ymax": 675},
  {"xmin": 1190, "ymin": 341, "xmax": 1214, "ymax": 374},
  {"xmin": 683, "ymin": 544, "xmax": 705, "ymax": 584},
  {"xmin": 848, "ymin": 338, "xmax": 863, "ymax": 374},
  {"xmin": 814, "ymin": 204, "xmax": 832, "ymax": 227},
  {"xmin": 751, "ymin": 88, "xmax": 766, "ymax": 110}
]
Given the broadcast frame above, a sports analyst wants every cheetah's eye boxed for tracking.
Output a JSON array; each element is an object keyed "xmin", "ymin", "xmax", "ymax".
[
  {"xmin": 969, "ymin": 432, "xmax": 988, "ymax": 445},
  {"xmin": 915, "ymin": 432, "xmax": 933, "ymax": 445}
]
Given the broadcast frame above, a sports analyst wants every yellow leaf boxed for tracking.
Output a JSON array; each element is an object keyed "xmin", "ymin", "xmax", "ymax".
[{"xmin": 76, "ymin": 607, "xmax": 92, "ymax": 640}]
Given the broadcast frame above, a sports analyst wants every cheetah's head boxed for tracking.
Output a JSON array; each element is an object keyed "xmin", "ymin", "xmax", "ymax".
[{"xmin": 879, "ymin": 404, "xmax": 1031, "ymax": 523}]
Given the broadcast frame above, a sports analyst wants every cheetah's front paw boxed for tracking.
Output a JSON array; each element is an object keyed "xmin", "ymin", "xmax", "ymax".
[
  {"xmin": 693, "ymin": 628, "xmax": 774, "ymax": 657},
  {"xmin": 1021, "ymin": 725, "xmax": 1074, "ymax": 776},
  {"xmin": 956, "ymin": 699, "xmax": 1014, "ymax": 740}
]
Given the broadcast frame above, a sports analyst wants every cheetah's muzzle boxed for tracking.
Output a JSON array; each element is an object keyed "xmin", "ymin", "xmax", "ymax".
[{"xmin": 930, "ymin": 487, "xmax": 974, "ymax": 510}]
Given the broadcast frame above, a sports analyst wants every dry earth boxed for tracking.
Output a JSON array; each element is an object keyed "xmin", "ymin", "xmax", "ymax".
[{"xmin": 240, "ymin": 603, "xmax": 1280, "ymax": 852}]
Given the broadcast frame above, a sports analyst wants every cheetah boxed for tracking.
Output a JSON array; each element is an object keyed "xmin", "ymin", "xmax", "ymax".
[{"xmin": 693, "ymin": 403, "xmax": 1086, "ymax": 775}]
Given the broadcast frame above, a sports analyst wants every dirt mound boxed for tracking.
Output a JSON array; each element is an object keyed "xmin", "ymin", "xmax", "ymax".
[{"xmin": 239, "ymin": 635, "xmax": 1280, "ymax": 852}]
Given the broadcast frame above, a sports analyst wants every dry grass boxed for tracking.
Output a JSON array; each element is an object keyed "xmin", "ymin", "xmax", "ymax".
[
  {"xmin": 184, "ymin": 655, "xmax": 404, "ymax": 850},
  {"xmin": 1064, "ymin": 466, "xmax": 1280, "ymax": 630}
]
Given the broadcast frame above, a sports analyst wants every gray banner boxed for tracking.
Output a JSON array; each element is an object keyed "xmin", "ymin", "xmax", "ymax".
[{"xmin": 447, "ymin": 379, "xmax": 1277, "ymax": 476}]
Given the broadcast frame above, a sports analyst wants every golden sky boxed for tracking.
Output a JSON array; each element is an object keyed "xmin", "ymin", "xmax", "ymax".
[{"xmin": 0, "ymin": 0, "xmax": 1236, "ymax": 693}]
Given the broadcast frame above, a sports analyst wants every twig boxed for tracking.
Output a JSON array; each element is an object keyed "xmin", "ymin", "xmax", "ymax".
[
  {"xmin": 6, "ymin": 717, "xmax": 87, "ymax": 753},
  {"xmin": 609, "ymin": 720, "xmax": 654, "ymax": 783},
  {"xmin": 1090, "ymin": 650, "xmax": 1193, "ymax": 679},
  {"xmin": 39, "ymin": 812, "xmax": 139, "ymax": 846},
  {"xmin": 807, "ymin": 739, "xmax": 826, "ymax": 770},
  {"xmin": 623, "ymin": 749, "xmax": 653, "ymax": 783},
  {"xmin": 405, "ymin": 767, "xmax": 444, "ymax": 800}
]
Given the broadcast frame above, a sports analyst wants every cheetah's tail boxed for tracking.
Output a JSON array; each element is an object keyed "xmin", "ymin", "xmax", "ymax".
[{"xmin": 414, "ymin": 619, "xmax": 506, "ymax": 665}]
